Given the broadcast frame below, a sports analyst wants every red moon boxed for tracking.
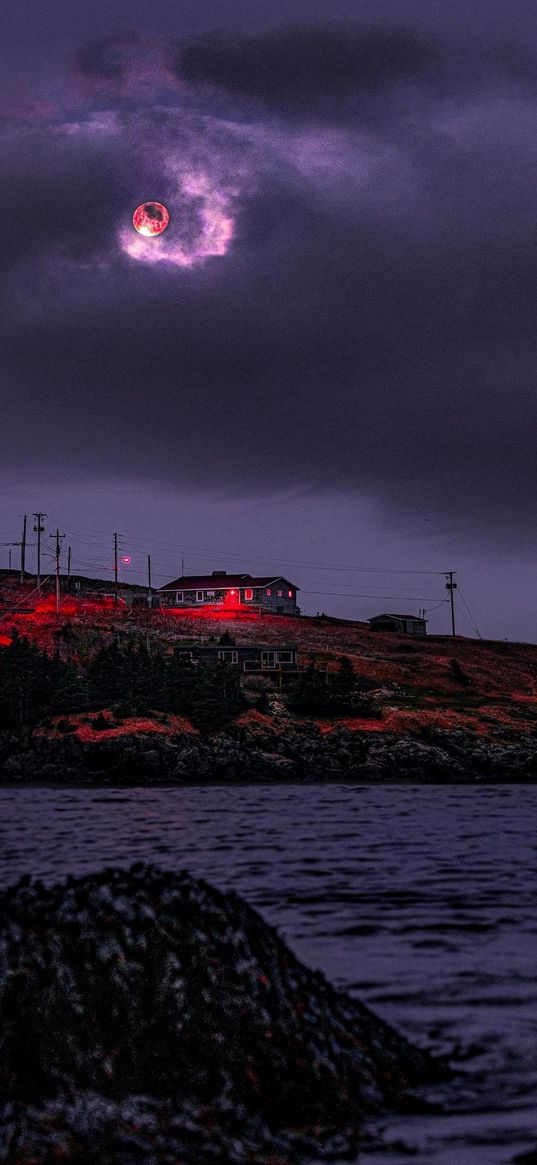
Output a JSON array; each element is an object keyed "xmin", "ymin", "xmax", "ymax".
[{"xmin": 132, "ymin": 201, "xmax": 170, "ymax": 237}]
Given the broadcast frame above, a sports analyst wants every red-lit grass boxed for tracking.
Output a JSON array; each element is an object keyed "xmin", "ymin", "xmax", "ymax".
[
  {"xmin": 40, "ymin": 710, "xmax": 198, "ymax": 742},
  {"xmin": 234, "ymin": 709, "xmax": 283, "ymax": 734}
]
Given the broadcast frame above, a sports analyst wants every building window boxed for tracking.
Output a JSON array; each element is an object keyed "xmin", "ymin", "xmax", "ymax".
[
  {"xmin": 288, "ymin": 590, "xmax": 293, "ymax": 598},
  {"xmin": 244, "ymin": 588, "xmax": 253, "ymax": 601},
  {"xmin": 277, "ymin": 589, "xmax": 283, "ymax": 597},
  {"xmin": 176, "ymin": 591, "xmax": 183, "ymax": 602},
  {"xmin": 218, "ymin": 650, "xmax": 238, "ymax": 663},
  {"xmin": 266, "ymin": 588, "xmax": 272, "ymax": 596},
  {"xmin": 277, "ymin": 651, "xmax": 294, "ymax": 662},
  {"xmin": 196, "ymin": 591, "xmax": 204, "ymax": 601}
]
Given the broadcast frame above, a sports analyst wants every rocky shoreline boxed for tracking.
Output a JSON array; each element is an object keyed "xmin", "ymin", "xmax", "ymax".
[
  {"xmin": 0, "ymin": 864, "xmax": 448, "ymax": 1163},
  {"xmin": 2, "ymin": 720, "xmax": 537, "ymax": 783}
]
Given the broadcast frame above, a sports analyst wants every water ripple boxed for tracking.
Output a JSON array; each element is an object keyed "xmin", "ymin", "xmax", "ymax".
[{"xmin": 1, "ymin": 783, "xmax": 537, "ymax": 1163}]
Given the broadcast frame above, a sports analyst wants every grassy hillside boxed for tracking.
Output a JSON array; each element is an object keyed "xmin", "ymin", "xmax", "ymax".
[{"xmin": 1, "ymin": 587, "xmax": 537, "ymax": 741}]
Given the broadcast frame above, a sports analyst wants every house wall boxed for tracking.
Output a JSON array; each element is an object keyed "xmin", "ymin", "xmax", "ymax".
[
  {"xmin": 370, "ymin": 618, "xmax": 426, "ymax": 636},
  {"xmin": 160, "ymin": 582, "xmax": 299, "ymax": 614},
  {"xmin": 252, "ymin": 585, "xmax": 298, "ymax": 615},
  {"xmin": 173, "ymin": 645, "xmax": 299, "ymax": 671}
]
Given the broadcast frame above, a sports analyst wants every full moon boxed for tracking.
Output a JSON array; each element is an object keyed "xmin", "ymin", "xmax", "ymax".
[{"xmin": 132, "ymin": 201, "xmax": 170, "ymax": 237}]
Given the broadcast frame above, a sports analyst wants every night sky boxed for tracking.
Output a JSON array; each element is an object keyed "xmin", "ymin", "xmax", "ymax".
[{"xmin": 2, "ymin": 0, "xmax": 537, "ymax": 639}]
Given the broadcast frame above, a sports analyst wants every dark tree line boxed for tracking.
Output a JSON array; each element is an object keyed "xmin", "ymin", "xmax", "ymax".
[
  {"xmin": 0, "ymin": 637, "xmax": 377, "ymax": 738},
  {"xmin": 0, "ymin": 635, "xmax": 244, "ymax": 735},
  {"xmin": 288, "ymin": 657, "xmax": 378, "ymax": 717}
]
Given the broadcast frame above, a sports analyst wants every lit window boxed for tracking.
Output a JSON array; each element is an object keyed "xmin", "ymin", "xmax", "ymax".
[
  {"xmin": 288, "ymin": 590, "xmax": 293, "ymax": 598},
  {"xmin": 245, "ymin": 588, "xmax": 253, "ymax": 600},
  {"xmin": 266, "ymin": 588, "xmax": 272, "ymax": 596},
  {"xmin": 277, "ymin": 589, "xmax": 283, "ymax": 597}
]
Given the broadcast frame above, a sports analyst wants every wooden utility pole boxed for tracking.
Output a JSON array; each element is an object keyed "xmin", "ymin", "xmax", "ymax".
[
  {"xmin": 8, "ymin": 549, "xmax": 11, "ymax": 571},
  {"xmin": 147, "ymin": 554, "xmax": 152, "ymax": 608},
  {"xmin": 33, "ymin": 512, "xmax": 47, "ymax": 589},
  {"xmin": 114, "ymin": 532, "xmax": 118, "ymax": 604},
  {"xmin": 50, "ymin": 529, "xmax": 64, "ymax": 614},
  {"xmin": 67, "ymin": 546, "xmax": 72, "ymax": 583},
  {"xmin": 445, "ymin": 572, "xmax": 457, "ymax": 637},
  {"xmin": 20, "ymin": 516, "xmax": 26, "ymax": 584}
]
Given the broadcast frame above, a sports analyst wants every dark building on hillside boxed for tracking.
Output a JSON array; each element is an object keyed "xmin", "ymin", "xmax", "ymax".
[
  {"xmin": 159, "ymin": 571, "xmax": 300, "ymax": 615},
  {"xmin": 369, "ymin": 613, "xmax": 427, "ymax": 636},
  {"xmin": 174, "ymin": 643, "xmax": 299, "ymax": 675}
]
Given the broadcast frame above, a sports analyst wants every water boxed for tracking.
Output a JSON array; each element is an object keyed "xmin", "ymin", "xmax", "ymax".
[{"xmin": 1, "ymin": 783, "xmax": 536, "ymax": 1164}]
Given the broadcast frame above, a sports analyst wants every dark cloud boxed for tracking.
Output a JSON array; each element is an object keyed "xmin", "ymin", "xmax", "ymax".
[
  {"xmin": 75, "ymin": 31, "xmax": 140, "ymax": 82},
  {"xmin": 174, "ymin": 20, "xmax": 537, "ymax": 123},
  {"xmin": 2, "ymin": 18, "xmax": 537, "ymax": 555},
  {"xmin": 176, "ymin": 22, "xmax": 439, "ymax": 119}
]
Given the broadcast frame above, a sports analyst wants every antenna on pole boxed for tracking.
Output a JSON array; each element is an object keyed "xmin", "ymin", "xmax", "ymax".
[
  {"xmin": 445, "ymin": 572, "xmax": 457, "ymax": 637},
  {"xmin": 4, "ymin": 540, "xmax": 21, "ymax": 574}
]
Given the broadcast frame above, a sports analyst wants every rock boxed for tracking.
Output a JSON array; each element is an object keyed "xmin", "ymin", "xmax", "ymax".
[
  {"xmin": 3, "ymin": 721, "xmax": 537, "ymax": 784},
  {"xmin": 0, "ymin": 865, "xmax": 446, "ymax": 1163}
]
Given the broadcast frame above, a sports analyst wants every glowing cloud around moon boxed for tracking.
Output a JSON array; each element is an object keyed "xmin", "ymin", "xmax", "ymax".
[{"xmin": 132, "ymin": 201, "xmax": 170, "ymax": 236}]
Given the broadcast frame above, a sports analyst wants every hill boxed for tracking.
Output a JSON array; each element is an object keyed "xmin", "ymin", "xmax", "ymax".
[{"xmin": 1, "ymin": 587, "xmax": 537, "ymax": 781}]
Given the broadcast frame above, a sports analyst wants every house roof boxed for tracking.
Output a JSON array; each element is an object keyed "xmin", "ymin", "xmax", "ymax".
[
  {"xmin": 369, "ymin": 612, "xmax": 427, "ymax": 622},
  {"xmin": 159, "ymin": 573, "xmax": 299, "ymax": 592},
  {"xmin": 175, "ymin": 643, "xmax": 298, "ymax": 651}
]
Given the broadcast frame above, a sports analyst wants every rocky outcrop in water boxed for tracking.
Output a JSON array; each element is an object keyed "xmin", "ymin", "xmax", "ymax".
[{"xmin": 0, "ymin": 865, "xmax": 444, "ymax": 1163}]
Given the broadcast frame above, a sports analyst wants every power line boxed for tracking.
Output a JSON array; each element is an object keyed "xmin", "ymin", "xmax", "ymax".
[
  {"xmin": 0, "ymin": 572, "xmax": 56, "ymax": 622},
  {"xmin": 457, "ymin": 589, "xmax": 482, "ymax": 639},
  {"xmin": 64, "ymin": 522, "xmax": 447, "ymax": 576},
  {"xmin": 422, "ymin": 599, "xmax": 450, "ymax": 614},
  {"xmin": 300, "ymin": 589, "xmax": 445, "ymax": 601}
]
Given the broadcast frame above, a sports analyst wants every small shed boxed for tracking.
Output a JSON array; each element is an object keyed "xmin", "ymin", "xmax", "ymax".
[{"xmin": 369, "ymin": 613, "xmax": 427, "ymax": 636}]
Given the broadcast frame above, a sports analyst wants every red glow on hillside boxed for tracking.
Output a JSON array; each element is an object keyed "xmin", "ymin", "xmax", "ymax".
[
  {"xmin": 161, "ymin": 603, "xmax": 261, "ymax": 620},
  {"xmin": 34, "ymin": 595, "xmax": 80, "ymax": 616},
  {"xmin": 0, "ymin": 634, "xmax": 12, "ymax": 647}
]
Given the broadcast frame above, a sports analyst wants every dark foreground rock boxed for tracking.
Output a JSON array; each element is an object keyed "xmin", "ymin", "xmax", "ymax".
[
  {"xmin": 2, "ymin": 722, "xmax": 537, "ymax": 783},
  {"xmin": 0, "ymin": 865, "xmax": 445, "ymax": 1163}
]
